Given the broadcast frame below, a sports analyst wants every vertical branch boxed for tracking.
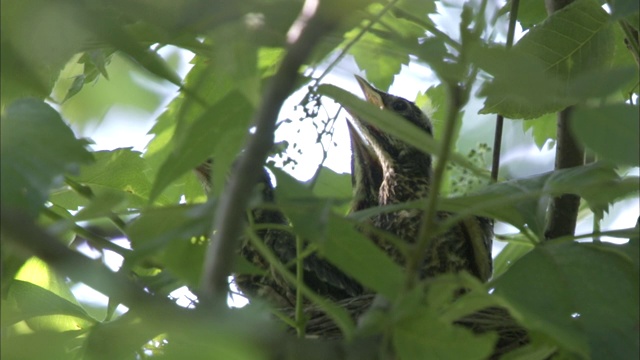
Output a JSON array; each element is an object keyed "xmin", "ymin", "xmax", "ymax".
[
  {"xmin": 543, "ymin": 0, "xmax": 584, "ymax": 241},
  {"xmin": 491, "ymin": 0, "xmax": 520, "ymax": 182},
  {"xmin": 199, "ymin": 0, "xmax": 362, "ymax": 305},
  {"xmin": 544, "ymin": 107, "xmax": 584, "ymax": 239}
]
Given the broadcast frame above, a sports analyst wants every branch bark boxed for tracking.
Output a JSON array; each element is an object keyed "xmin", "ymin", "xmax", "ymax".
[
  {"xmin": 542, "ymin": 0, "xmax": 585, "ymax": 241},
  {"xmin": 199, "ymin": 0, "xmax": 366, "ymax": 304}
]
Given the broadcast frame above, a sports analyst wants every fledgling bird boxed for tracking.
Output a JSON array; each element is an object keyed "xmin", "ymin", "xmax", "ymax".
[
  {"xmin": 346, "ymin": 76, "xmax": 493, "ymax": 282},
  {"xmin": 195, "ymin": 160, "xmax": 362, "ymax": 308}
]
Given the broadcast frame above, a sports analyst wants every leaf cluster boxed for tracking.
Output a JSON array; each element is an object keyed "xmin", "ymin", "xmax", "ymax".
[{"xmin": 1, "ymin": 0, "xmax": 639, "ymax": 359}]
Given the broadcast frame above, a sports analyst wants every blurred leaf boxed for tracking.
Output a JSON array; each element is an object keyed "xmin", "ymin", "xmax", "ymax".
[
  {"xmin": 66, "ymin": 149, "xmax": 171, "ymax": 207},
  {"xmin": 311, "ymin": 166, "xmax": 352, "ymax": 200},
  {"xmin": 150, "ymin": 92, "xmax": 254, "ymax": 201},
  {"xmin": 493, "ymin": 241, "xmax": 639, "ymax": 359},
  {"xmin": 610, "ymin": 0, "xmax": 639, "ymax": 20},
  {"xmin": 12, "ymin": 258, "xmax": 93, "ymax": 332},
  {"xmin": 521, "ymin": 113, "xmax": 556, "ymax": 149},
  {"xmin": 5, "ymin": 280, "xmax": 96, "ymax": 327},
  {"xmin": 126, "ymin": 202, "xmax": 214, "ymax": 265},
  {"xmin": 572, "ymin": 104, "xmax": 640, "ymax": 167},
  {"xmin": 350, "ymin": 30, "xmax": 409, "ymax": 91},
  {"xmin": 1, "ymin": 330, "xmax": 83, "ymax": 360},
  {"xmin": 500, "ymin": 0, "xmax": 548, "ymax": 30},
  {"xmin": 492, "ymin": 242, "xmax": 534, "ymax": 279},
  {"xmin": 72, "ymin": 191, "xmax": 127, "ymax": 221},
  {"xmin": 0, "ymin": 0, "xmax": 91, "ymax": 103},
  {"xmin": 393, "ymin": 303, "xmax": 497, "ymax": 360},
  {"xmin": 1, "ymin": 99, "xmax": 93, "ymax": 219}
]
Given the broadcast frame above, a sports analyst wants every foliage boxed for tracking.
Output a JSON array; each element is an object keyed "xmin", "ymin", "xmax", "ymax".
[{"xmin": 1, "ymin": 0, "xmax": 639, "ymax": 359}]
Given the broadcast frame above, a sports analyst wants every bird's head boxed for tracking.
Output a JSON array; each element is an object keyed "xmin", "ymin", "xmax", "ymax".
[{"xmin": 349, "ymin": 75, "xmax": 433, "ymax": 168}]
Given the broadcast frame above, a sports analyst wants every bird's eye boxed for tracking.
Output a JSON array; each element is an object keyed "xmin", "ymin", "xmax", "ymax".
[{"xmin": 391, "ymin": 100, "xmax": 408, "ymax": 112}]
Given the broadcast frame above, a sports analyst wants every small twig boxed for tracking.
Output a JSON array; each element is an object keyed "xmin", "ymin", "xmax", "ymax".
[
  {"xmin": 200, "ymin": 0, "xmax": 352, "ymax": 304},
  {"xmin": 295, "ymin": 235, "xmax": 306, "ymax": 337},
  {"xmin": 404, "ymin": 83, "xmax": 465, "ymax": 290},
  {"xmin": 312, "ymin": 0, "xmax": 399, "ymax": 85},
  {"xmin": 42, "ymin": 207, "xmax": 131, "ymax": 256},
  {"xmin": 491, "ymin": 0, "xmax": 520, "ymax": 182},
  {"xmin": 64, "ymin": 177, "xmax": 128, "ymax": 232}
]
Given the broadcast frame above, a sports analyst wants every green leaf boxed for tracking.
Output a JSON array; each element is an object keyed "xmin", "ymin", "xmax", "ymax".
[
  {"xmin": 12, "ymin": 258, "xmax": 94, "ymax": 332},
  {"xmin": 126, "ymin": 202, "xmax": 215, "ymax": 261},
  {"xmin": 492, "ymin": 242, "xmax": 534, "ymax": 279},
  {"xmin": 1, "ymin": 99, "xmax": 93, "ymax": 219},
  {"xmin": 273, "ymin": 169, "xmax": 405, "ymax": 299},
  {"xmin": 0, "ymin": 0, "xmax": 90, "ymax": 103},
  {"xmin": 521, "ymin": 113, "xmax": 557, "ymax": 150},
  {"xmin": 311, "ymin": 166, "xmax": 352, "ymax": 200},
  {"xmin": 437, "ymin": 164, "xmax": 635, "ymax": 237},
  {"xmin": 572, "ymin": 104, "xmax": 640, "ymax": 167},
  {"xmin": 318, "ymin": 84, "xmax": 488, "ymax": 178},
  {"xmin": 493, "ymin": 242, "xmax": 639, "ymax": 359},
  {"xmin": 1, "ymin": 331, "xmax": 83, "ymax": 360},
  {"xmin": 66, "ymin": 149, "xmax": 169, "ymax": 207},
  {"xmin": 393, "ymin": 304, "xmax": 497, "ymax": 360},
  {"xmin": 479, "ymin": 0, "xmax": 616, "ymax": 119},
  {"xmin": 150, "ymin": 91, "xmax": 254, "ymax": 200},
  {"xmin": 5, "ymin": 280, "xmax": 96, "ymax": 327}
]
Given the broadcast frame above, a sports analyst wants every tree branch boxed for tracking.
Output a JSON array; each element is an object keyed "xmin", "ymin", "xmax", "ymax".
[
  {"xmin": 544, "ymin": 107, "xmax": 584, "ymax": 239},
  {"xmin": 199, "ymin": 0, "xmax": 365, "ymax": 304},
  {"xmin": 543, "ymin": 0, "xmax": 584, "ymax": 241}
]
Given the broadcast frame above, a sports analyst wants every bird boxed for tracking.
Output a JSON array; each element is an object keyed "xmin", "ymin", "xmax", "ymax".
[
  {"xmin": 194, "ymin": 159, "xmax": 363, "ymax": 308},
  {"xmin": 346, "ymin": 75, "xmax": 493, "ymax": 282}
]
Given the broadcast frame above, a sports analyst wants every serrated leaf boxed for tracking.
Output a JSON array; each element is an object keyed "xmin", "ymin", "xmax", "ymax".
[
  {"xmin": 479, "ymin": 0, "xmax": 616, "ymax": 119},
  {"xmin": 572, "ymin": 104, "xmax": 640, "ymax": 167},
  {"xmin": 493, "ymin": 242, "xmax": 639, "ymax": 359},
  {"xmin": 521, "ymin": 113, "xmax": 557, "ymax": 149},
  {"xmin": 1, "ymin": 99, "xmax": 93, "ymax": 219}
]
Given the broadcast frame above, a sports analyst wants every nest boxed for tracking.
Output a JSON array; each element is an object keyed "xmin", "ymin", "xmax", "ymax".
[{"xmin": 280, "ymin": 294, "xmax": 529, "ymax": 358}]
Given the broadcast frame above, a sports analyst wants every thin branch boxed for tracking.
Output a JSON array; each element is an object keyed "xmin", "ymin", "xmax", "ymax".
[
  {"xmin": 42, "ymin": 207, "xmax": 131, "ymax": 256},
  {"xmin": 313, "ymin": 0, "xmax": 399, "ymax": 85},
  {"xmin": 404, "ymin": 83, "xmax": 465, "ymax": 290},
  {"xmin": 491, "ymin": 0, "xmax": 520, "ymax": 182},
  {"xmin": 200, "ymin": 0, "xmax": 356, "ymax": 304}
]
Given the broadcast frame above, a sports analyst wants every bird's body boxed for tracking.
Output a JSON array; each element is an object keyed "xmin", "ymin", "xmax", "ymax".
[
  {"xmin": 347, "ymin": 76, "xmax": 493, "ymax": 282},
  {"xmin": 195, "ymin": 160, "xmax": 362, "ymax": 307}
]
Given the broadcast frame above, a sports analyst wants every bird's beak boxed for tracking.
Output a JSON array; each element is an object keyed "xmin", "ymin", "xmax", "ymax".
[{"xmin": 355, "ymin": 75, "xmax": 385, "ymax": 110}]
